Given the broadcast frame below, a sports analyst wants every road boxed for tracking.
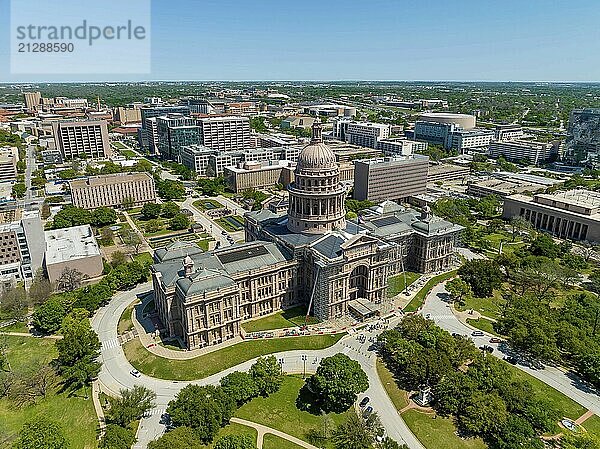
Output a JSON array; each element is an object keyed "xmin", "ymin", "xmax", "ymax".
[
  {"xmin": 421, "ymin": 281, "xmax": 600, "ymax": 415},
  {"xmin": 21, "ymin": 144, "xmax": 39, "ymax": 212},
  {"xmin": 91, "ymin": 284, "xmax": 425, "ymax": 449},
  {"xmin": 179, "ymin": 197, "xmax": 231, "ymax": 248}
]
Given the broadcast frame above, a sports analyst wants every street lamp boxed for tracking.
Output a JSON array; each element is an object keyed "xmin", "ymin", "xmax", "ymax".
[
  {"xmin": 278, "ymin": 357, "xmax": 284, "ymax": 374},
  {"xmin": 301, "ymin": 355, "xmax": 307, "ymax": 378}
]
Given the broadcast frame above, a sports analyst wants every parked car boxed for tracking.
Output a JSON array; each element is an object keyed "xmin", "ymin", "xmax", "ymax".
[
  {"xmin": 359, "ymin": 397, "xmax": 370, "ymax": 408},
  {"xmin": 471, "ymin": 330, "xmax": 484, "ymax": 337},
  {"xmin": 504, "ymin": 356, "xmax": 518, "ymax": 365},
  {"xmin": 479, "ymin": 345, "xmax": 494, "ymax": 353},
  {"xmin": 489, "ymin": 337, "xmax": 503, "ymax": 344},
  {"xmin": 130, "ymin": 369, "xmax": 141, "ymax": 378},
  {"xmin": 363, "ymin": 406, "xmax": 373, "ymax": 418},
  {"xmin": 530, "ymin": 360, "xmax": 544, "ymax": 370}
]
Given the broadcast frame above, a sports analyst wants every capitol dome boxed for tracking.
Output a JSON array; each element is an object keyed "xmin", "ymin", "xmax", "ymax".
[{"xmin": 297, "ymin": 140, "xmax": 337, "ymax": 170}]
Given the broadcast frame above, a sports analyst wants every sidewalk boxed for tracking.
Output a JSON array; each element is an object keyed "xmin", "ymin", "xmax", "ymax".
[
  {"xmin": 92, "ymin": 380, "xmax": 107, "ymax": 439},
  {"xmin": 231, "ymin": 417, "xmax": 319, "ymax": 449}
]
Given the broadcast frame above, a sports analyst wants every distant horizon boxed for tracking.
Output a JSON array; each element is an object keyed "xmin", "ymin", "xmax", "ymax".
[{"xmin": 2, "ymin": 0, "xmax": 600, "ymax": 83}]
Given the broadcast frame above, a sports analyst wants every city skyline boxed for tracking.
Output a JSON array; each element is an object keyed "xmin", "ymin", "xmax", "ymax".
[{"xmin": 1, "ymin": 0, "xmax": 600, "ymax": 82}]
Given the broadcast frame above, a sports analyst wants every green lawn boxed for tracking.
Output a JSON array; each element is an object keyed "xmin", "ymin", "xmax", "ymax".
[
  {"xmin": 262, "ymin": 434, "xmax": 304, "ymax": 449},
  {"xmin": 404, "ymin": 270, "xmax": 458, "ymax": 313},
  {"xmin": 216, "ymin": 215, "xmax": 245, "ymax": 232},
  {"xmin": 111, "ymin": 141, "xmax": 127, "ymax": 150},
  {"xmin": 0, "ymin": 336, "xmax": 98, "ymax": 449},
  {"xmin": 456, "ymin": 290, "xmax": 505, "ymax": 320},
  {"xmin": 582, "ymin": 414, "xmax": 600, "ymax": 439},
  {"xmin": 235, "ymin": 376, "xmax": 350, "ymax": 448},
  {"xmin": 401, "ymin": 409, "xmax": 486, "ymax": 449},
  {"xmin": 242, "ymin": 306, "xmax": 319, "ymax": 333},
  {"xmin": 118, "ymin": 301, "xmax": 136, "ymax": 335},
  {"xmin": 133, "ymin": 251, "xmax": 154, "ymax": 266},
  {"xmin": 387, "ymin": 272, "xmax": 420, "ymax": 298},
  {"xmin": 211, "ymin": 422, "xmax": 258, "ymax": 448},
  {"xmin": 0, "ymin": 321, "xmax": 29, "ymax": 333},
  {"xmin": 508, "ymin": 365, "xmax": 587, "ymax": 424},
  {"xmin": 123, "ymin": 333, "xmax": 344, "ymax": 381},
  {"xmin": 465, "ymin": 318, "xmax": 498, "ymax": 336},
  {"xmin": 376, "ymin": 358, "xmax": 409, "ymax": 411}
]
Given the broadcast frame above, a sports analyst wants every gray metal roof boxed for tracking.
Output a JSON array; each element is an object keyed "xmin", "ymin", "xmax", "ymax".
[
  {"xmin": 176, "ymin": 269, "xmax": 236, "ymax": 295},
  {"xmin": 311, "ymin": 234, "xmax": 346, "ymax": 259},
  {"xmin": 154, "ymin": 240, "xmax": 204, "ymax": 262}
]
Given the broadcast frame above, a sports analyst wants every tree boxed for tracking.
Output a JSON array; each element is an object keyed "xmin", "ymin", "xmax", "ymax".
[
  {"xmin": 0, "ymin": 286, "xmax": 29, "ymax": 321},
  {"xmin": 458, "ymin": 259, "xmax": 503, "ymax": 298},
  {"xmin": 111, "ymin": 250, "xmax": 128, "ymax": 267},
  {"xmin": 213, "ymin": 434, "xmax": 257, "ymax": 449},
  {"xmin": 100, "ymin": 424, "xmax": 136, "ymax": 449},
  {"xmin": 141, "ymin": 202, "xmax": 162, "ymax": 219},
  {"xmin": 161, "ymin": 201, "xmax": 180, "ymax": 218},
  {"xmin": 148, "ymin": 427, "xmax": 204, "ymax": 449},
  {"xmin": 307, "ymin": 353, "xmax": 369, "ymax": 413},
  {"xmin": 28, "ymin": 269, "xmax": 53, "ymax": 306},
  {"xmin": 32, "ymin": 295, "xmax": 71, "ymax": 334},
  {"xmin": 144, "ymin": 219, "xmax": 162, "ymax": 234},
  {"xmin": 73, "ymin": 282, "xmax": 113, "ymax": 313},
  {"xmin": 107, "ymin": 385, "xmax": 156, "ymax": 427},
  {"xmin": 332, "ymin": 413, "xmax": 373, "ymax": 449},
  {"xmin": 55, "ymin": 310, "xmax": 101, "ymax": 388},
  {"xmin": 11, "ymin": 183, "xmax": 26, "ymax": 199},
  {"xmin": 13, "ymin": 417, "xmax": 67, "ymax": 449},
  {"xmin": 91, "ymin": 207, "xmax": 117, "ymax": 227},
  {"xmin": 166, "ymin": 384, "xmax": 235, "ymax": 444},
  {"xmin": 458, "ymin": 391, "xmax": 508, "ymax": 436},
  {"xmin": 157, "ymin": 179, "xmax": 186, "ymax": 200},
  {"xmin": 561, "ymin": 432, "xmax": 600, "ymax": 449},
  {"xmin": 220, "ymin": 371, "xmax": 258, "ymax": 405},
  {"xmin": 120, "ymin": 229, "xmax": 144, "ymax": 254},
  {"xmin": 249, "ymin": 356, "xmax": 283, "ymax": 396},
  {"xmin": 51, "ymin": 206, "xmax": 92, "ymax": 229},
  {"xmin": 122, "ymin": 196, "xmax": 135, "ymax": 210},
  {"xmin": 445, "ymin": 278, "xmax": 472, "ymax": 304},
  {"xmin": 509, "ymin": 216, "xmax": 531, "ymax": 242},
  {"xmin": 57, "ymin": 267, "xmax": 84, "ymax": 292},
  {"xmin": 580, "ymin": 241, "xmax": 599, "ymax": 261},
  {"xmin": 528, "ymin": 234, "xmax": 561, "ymax": 259},
  {"xmin": 169, "ymin": 213, "xmax": 191, "ymax": 231},
  {"xmin": 378, "ymin": 437, "xmax": 409, "ymax": 449}
]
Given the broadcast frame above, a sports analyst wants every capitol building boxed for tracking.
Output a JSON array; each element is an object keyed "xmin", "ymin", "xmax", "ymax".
[{"xmin": 152, "ymin": 123, "xmax": 463, "ymax": 350}]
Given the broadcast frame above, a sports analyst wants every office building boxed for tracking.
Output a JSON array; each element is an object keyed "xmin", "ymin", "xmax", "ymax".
[
  {"xmin": 180, "ymin": 145, "xmax": 216, "ymax": 176},
  {"xmin": 427, "ymin": 163, "xmax": 470, "ymax": 183},
  {"xmin": 198, "ymin": 116, "xmax": 251, "ymax": 152},
  {"xmin": 114, "ymin": 106, "xmax": 142, "ymax": 124},
  {"xmin": 346, "ymin": 122, "xmax": 390, "ymax": 149},
  {"xmin": 140, "ymin": 105, "xmax": 190, "ymax": 153},
  {"xmin": 414, "ymin": 112, "xmax": 491, "ymax": 153},
  {"xmin": 152, "ymin": 123, "xmax": 462, "ymax": 349},
  {"xmin": 23, "ymin": 92, "xmax": 41, "ymax": 112},
  {"xmin": 69, "ymin": 172, "xmax": 156, "ymax": 209},
  {"xmin": 494, "ymin": 124, "xmax": 524, "ymax": 141},
  {"xmin": 378, "ymin": 139, "xmax": 427, "ymax": 156},
  {"xmin": 489, "ymin": 140, "xmax": 558, "ymax": 164},
  {"xmin": 224, "ymin": 161, "xmax": 295, "ymax": 193},
  {"xmin": 503, "ymin": 189, "xmax": 600, "ymax": 242},
  {"xmin": 0, "ymin": 217, "xmax": 44, "ymax": 290},
  {"xmin": 303, "ymin": 104, "xmax": 357, "ymax": 117},
  {"xmin": 565, "ymin": 109, "xmax": 600, "ymax": 164},
  {"xmin": 353, "ymin": 155, "xmax": 429, "ymax": 202},
  {"xmin": 0, "ymin": 148, "xmax": 18, "ymax": 182},
  {"xmin": 44, "ymin": 225, "xmax": 103, "ymax": 284},
  {"xmin": 450, "ymin": 129, "xmax": 494, "ymax": 153},
  {"xmin": 52, "ymin": 120, "xmax": 111, "ymax": 160},
  {"xmin": 156, "ymin": 114, "xmax": 201, "ymax": 161}
]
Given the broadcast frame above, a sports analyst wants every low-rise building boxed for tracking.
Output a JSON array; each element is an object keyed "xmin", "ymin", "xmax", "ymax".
[
  {"xmin": 378, "ymin": 139, "xmax": 427, "ymax": 156},
  {"xmin": 354, "ymin": 155, "xmax": 429, "ymax": 202},
  {"xmin": 503, "ymin": 189, "xmax": 600, "ymax": 242},
  {"xmin": 427, "ymin": 163, "xmax": 470, "ymax": 183},
  {"xmin": 44, "ymin": 225, "xmax": 103, "ymax": 284},
  {"xmin": 224, "ymin": 160, "xmax": 296, "ymax": 193},
  {"xmin": 494, "ymin": 124, "xmax": 524, "ymax": 141},
  {"xmin": 281, "ymin": 116, "xmax": 316, "ymax": 130},
  {"xmin": 0, "ymin": 147, "xmax": 17, "ymax": 182},
  {"xmin": 468, "ymin": 172, "xmax": 561, "ymax": 198},
  {"xmin": 489, "ymin": 139, "xmax": 558, "ymax": 164},
  {"xmin": 69, "ymin": 172, "xmax": 156, "ymax": 209},
  {"xmin": 450, "ymin": 129, "xmax": 494, "ymax": 153},
  {"xmin": 346, "ymin": 122, "xmax": 390, "ymax": 149}
]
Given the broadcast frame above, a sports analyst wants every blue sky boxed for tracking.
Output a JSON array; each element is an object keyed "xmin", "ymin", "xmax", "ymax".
[{"xmin": 1, "ymin": 0, "xmax": 600, "ymax": 82}]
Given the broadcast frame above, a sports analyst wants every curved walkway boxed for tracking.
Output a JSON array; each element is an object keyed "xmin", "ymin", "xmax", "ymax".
[
  {"xmin": 92, "ymin": 282, "xmax": 425, "ymax": 449},
  {"xmin": 231, "ymin": 417, "xmax": 318, "ymax": 449}
]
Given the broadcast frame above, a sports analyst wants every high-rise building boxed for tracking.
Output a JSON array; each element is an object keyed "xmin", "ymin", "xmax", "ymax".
[
  {"xmin": 52, "ymin": 120, "xmax": 111, "ymax": 160},
  {"xmin": 198, "ymin": 116, "xmax": 251, "ymax": 152},
  {"xmin": 566, "ymin": 109, "xmax": 600, "ymax": 164},
  {"xmin": 140, "ymin": 105, "xmax": 190, "ymax": 153},
  {"xmin": 23, "ymin": 92, "xmax": 41, "ymax": 112},
  {"xmin": 69, "ymin": 172, "xmax": 156, "ymax": 209},
  {"xmin": 377, "ymin": 139, "xmax": 427, "ymax": 156},
  {"xmin": 353, "ymin": 155, "xmax": 429, "ymax": 202},
  {"xmin": 156, "ymin": 114, "xmax": 201, "ymax": 161}
]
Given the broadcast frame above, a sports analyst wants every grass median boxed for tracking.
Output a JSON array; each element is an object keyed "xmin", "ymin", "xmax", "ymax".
[
  {"xmin": 123, "ymin": 333, "xmax": 344, "ymax": 381},
  {"xmin": 242, "ymin": 306, "xmax": 319, "ymax": 333},
  {"xmin": 404, "ymin": 270, "xmax": 458, "ymax": 313}
]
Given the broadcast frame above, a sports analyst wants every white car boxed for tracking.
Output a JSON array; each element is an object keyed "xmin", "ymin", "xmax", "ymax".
[{"xmin": 130, "ymin": 369, "xmax": 141, "ymax": 378}]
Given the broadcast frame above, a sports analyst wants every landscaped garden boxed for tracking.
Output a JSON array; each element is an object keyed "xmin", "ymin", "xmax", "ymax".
[
  {"xmin": 123, "ymin": 333, "xmax": 344, "ymax": 380},
  {"xmin": 193, "ymin": 198, "xmax": 224, "ymax": 211},
  {"xmin": 403, "ymin": 270, "xmax": 457, "ymax": 312},
  {"xmin": 216, "ymin": 215, "xmax": 245, "ymax": 232}
]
